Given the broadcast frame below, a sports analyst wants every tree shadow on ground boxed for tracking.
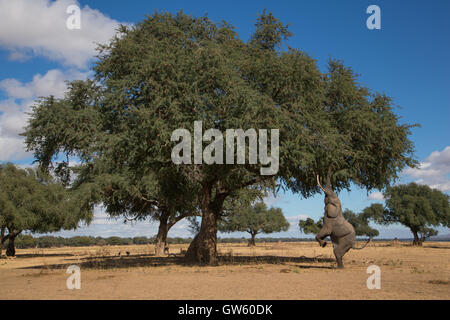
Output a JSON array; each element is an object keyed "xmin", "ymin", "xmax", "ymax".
[
  {"xmin": 18, "ymin": 253, "xmax": 335, "ymax": 271},
  {"xmin": 426, "ymin": 245, "xmax": 450, "ymax": 249},
  {"xmin": 218, "ymin": 255, "xmax": 335, "ymax": 266},
  {"xmin": 14, "ymin": 253, "xmax": 75, "ymax": 258}
]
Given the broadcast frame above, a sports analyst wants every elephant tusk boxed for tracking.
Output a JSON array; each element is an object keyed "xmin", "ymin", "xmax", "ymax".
[{"xmin": 317, "ymin": 175, "xmax": 326, "ymax": 193}]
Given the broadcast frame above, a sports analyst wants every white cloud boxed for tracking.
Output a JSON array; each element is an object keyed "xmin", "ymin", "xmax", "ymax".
[
  {"xmin": 263, "ymin": 194, "xmax": 283, "ymax": 207},
  {"xmin": 8, "ymin": 50, "xmax": 33, "ymax": 62},
  {"xmin": 0, "ymin": 136, "xmax": 30, "ymax": 160},
  {"xmin": 286, "ymin": 214, "xmax": 311, "ymax": 233},
  {"xmin": 403, "ymin": 146, "xmax": 450, "ymax": 192},
  {"xmin": 367, "ymin": 192, "xmax": 385, "ymax": 201},
  {"xmin": 0, "ymin": 0, "xmax": 128, "ymax": 68},
  {"xmin": 0, "ymin": 69, "xmax": 81, "ymax": 99},
  {"xmin": 0, "ymin": 69, "xmax": 91, "ymax": 161}
]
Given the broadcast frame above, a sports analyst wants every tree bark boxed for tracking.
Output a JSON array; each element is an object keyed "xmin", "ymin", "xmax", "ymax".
[
  {"xmin": 5, "ymin": 229, "xmax": 21, "ymax": 257},
  {"xmin": 6, "ymin": 235, "xmax": 17, "ymax": 257},
  {"xmin": 155, "ymin": 215, "xmax": 169, "ymax": 256},
  {"xmin": 248, "ymin": 233, "xmax": 256, "ymax": 246},
  {"xmin": 154, "ymin": 208, "xmax": 195, "ymax": 256},
  {"xmin": 185, "ymin": 208, "xmax": 218, "ymax": 264},
  {"xmin": 411, "ymin": 229, "xmax": 421, "ymax": 246},
  {"xmin": 0, "ymin": 226, "xmax": 5, "ymax": 257},
  {"xmin": 185, "ymin": 183, "xmax": 225, "ymax": 265}
]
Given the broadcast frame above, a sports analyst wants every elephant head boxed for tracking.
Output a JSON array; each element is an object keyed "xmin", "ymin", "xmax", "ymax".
[{"xmin": 316, "ymin": 173, "xmax": 341, "ymax": 218}]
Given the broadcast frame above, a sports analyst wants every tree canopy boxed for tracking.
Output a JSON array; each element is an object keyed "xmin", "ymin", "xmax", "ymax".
[
  {"xmin": 0, "ymin": 163, "xmax": 93, "ymax": 256},
  {"xmin": 299, "ymin": 218, "xmax": 322, "ymax": 235},
  {"xmin": 342, "ymin": 209, "xmax": 379, "ymax": 238},
  {"xmin": 219, "ymin": 202, "xmax": 289, "ymax": 246},
  {"xmin": 364, "ymin": 183, "xmax": 450, "ymax": 245},
  {"xmin": 23, "ymin": 10, "xmax": 417, "ymax": 264}
]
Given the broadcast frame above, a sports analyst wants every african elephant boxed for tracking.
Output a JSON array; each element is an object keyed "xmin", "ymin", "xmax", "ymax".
[{"xmin": 315, "ymin": 174, "xmax": 370, "ymax": 268}]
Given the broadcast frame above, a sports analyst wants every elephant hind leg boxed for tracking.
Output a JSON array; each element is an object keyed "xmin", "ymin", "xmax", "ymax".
[{"xmin": 333, "ymin": 234, "xmax": 354, "ymax": 269}]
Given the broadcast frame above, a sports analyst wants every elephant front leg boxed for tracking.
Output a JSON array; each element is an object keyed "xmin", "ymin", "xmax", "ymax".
[{"xmin": 315, "ymin": 225, "xmax": 331, "ymax": 248}]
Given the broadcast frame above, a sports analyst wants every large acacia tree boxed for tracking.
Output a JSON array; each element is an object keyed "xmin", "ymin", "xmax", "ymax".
[
  {"xmin": 0, "ymin": 164, "xmax": 93, "ymax": 256},
  {"xmin": 24, "ymin": 11, "xmax": 416, "ymax": 264},
  {"xmin": 364, "ymin": 183, "xmax": 449, "ymax": 245}
]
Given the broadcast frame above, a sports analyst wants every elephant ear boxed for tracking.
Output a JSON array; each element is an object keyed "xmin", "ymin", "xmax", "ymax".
[{"xmin": 326, "ymin": 203, "xmax": 339, "ymax": 218}]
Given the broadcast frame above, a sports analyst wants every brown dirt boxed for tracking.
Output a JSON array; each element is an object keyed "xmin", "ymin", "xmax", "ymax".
[{"xmin": 1, "ymin": 241, "xmax": 449, "ymax": 299}]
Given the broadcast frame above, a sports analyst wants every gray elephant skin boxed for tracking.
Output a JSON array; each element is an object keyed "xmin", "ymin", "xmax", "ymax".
[{"xmin": 315, "ymin": 174, "xmax": 371, "ymax": 268}]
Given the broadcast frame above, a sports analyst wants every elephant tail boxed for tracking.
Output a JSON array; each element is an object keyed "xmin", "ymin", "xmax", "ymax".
[{"xmin": 352, "ymin": 237, "xmax": 372, "ymax": 250}]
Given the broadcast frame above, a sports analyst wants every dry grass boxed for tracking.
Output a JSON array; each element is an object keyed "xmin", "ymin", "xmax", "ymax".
[{"xmin": 0, "ymin": 241, "xmax": 449, "ymax": 300}]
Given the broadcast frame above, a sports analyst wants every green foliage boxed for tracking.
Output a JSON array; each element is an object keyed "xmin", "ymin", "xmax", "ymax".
[
  {"xmin": 218, "ymin": 202, "xmax": 289, "ymax": 242},
  {"xmin": 0, "ymin": 164, "xmax": 93, "ymax": 244},
  {"xmin": 299, "ymin": 218, "xmax": 322, "ymax": 235},
  {"xmin": 23, "ymin": 10, "xmax": 417, "ymax": 200},
  {"xmin": 132, "ymin": 236, "xmax": 151, "ymax": 245},
  {"xmin": 106, "ymin": 236, "xmax": 128, "ymax": 246},
  {"xmin": 250, "ymin": 9, "xmax": 292, "ymax": 50},
  {"xmin": 364, "ymin": 183, "xmax": 450, "ymax": 243},
  {"xmin": 14, "ymin": 234, "xmax": 36, "ymax": 249},
  {"xmin": 342, "ymin": 209, "xmax": 379, "ymax": 237}
]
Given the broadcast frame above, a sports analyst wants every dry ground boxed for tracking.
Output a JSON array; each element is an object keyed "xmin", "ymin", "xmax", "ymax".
[{"xmin": 1, "ymin": 241, "xmax": 449, "ymax": 300}]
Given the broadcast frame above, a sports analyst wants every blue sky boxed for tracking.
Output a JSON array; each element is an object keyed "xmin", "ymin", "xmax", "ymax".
[{"xmin": 0, "ymin": 0, "xmax": 449, "ymax": 240}]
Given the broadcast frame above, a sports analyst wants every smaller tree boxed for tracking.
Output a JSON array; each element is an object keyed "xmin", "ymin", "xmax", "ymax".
[
  {"xmin": 299, "ymin": 218, "xmax": 322, "ymax": 235},
  {"xmin": 364, "ymin": 183, "xmax": 450, "ymax": 246},
  {"xmin": 342, "ymin": 209, "xmax": 379, "ymax": 238},
  {"xmin": 219, "ymin": 202, "xmax": 289, "ymax": 246},
  {"xmin": 0, "ymin": 164, "xmax": 93, "ymax": 256}
]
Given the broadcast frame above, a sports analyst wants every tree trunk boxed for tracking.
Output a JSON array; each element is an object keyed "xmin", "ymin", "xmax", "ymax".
[
  {"xmin": 419, "ymin": 235, "xmax": 425, "ymax": 246},
  {"xmin": 412, "ymin": 229, "xmax": 421, "ymax": 246},
  {"xmin": 0, "ymin": 226, "xmax": 5, "ymax": 257},
  {"xmin": 6, "ymin": 236, "xmax": 16, "ymax": 257},
  {"xmin": 248, "ymin": 233, "xmax": 256, "ymax": 247},
  {"xmin": 185, "ymin": 208, "xmax": 218, "ymax": 264},
  {"xmin": 155, "ymin": 216, "xmax": 169, "ymax": 256},
  {"xmin": 185, "ymin": 184, "xmax": 224, "ymax": 265}
]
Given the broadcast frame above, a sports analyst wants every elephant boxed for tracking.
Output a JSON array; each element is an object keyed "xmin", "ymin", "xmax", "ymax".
[{"xmin": 315, "ymin": 174, "xmax": 371, "ymax": 268}]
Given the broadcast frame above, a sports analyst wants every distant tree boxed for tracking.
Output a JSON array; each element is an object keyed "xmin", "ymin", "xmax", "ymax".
[
  {"xmin": 0, "ymin": 164, "xmax": 93, "ymax": 256},
  {"xmin": 15, "ymin": 234, "xmax": 36, "ymax": 249},
  {"xmin": 35, "ymin": 236, "xmax": 60, "ymax": 248},
  {"xmin": 97, "ymin": 238, "xmax": 107, "ymax": 246},
  {"xmin": 364, "ymin": 183, "xmax": 450, "ymax": 245},
  {"xmin": 299, "ymin": 218, "xmax": 322, "ymax": 235},
  {"xmin": 133, "ymin": 237, "xmax": 150, "ymax": 245},
  {"xmin": 70, "ymin": 236, "xmax": 95, "ymax": 247},
  {"xmin": 219, "ymin": 202, "xmax": 289, "ymax": 246},
  {"xmin": 106, "ymin": 236, "xmax": 123, "ymax": 246}
]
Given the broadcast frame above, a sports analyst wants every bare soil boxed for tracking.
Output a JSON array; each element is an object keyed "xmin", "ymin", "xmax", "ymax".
[{"xmin": 1, "ymin": 241, "xmax": 449, "ymax": 299}]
